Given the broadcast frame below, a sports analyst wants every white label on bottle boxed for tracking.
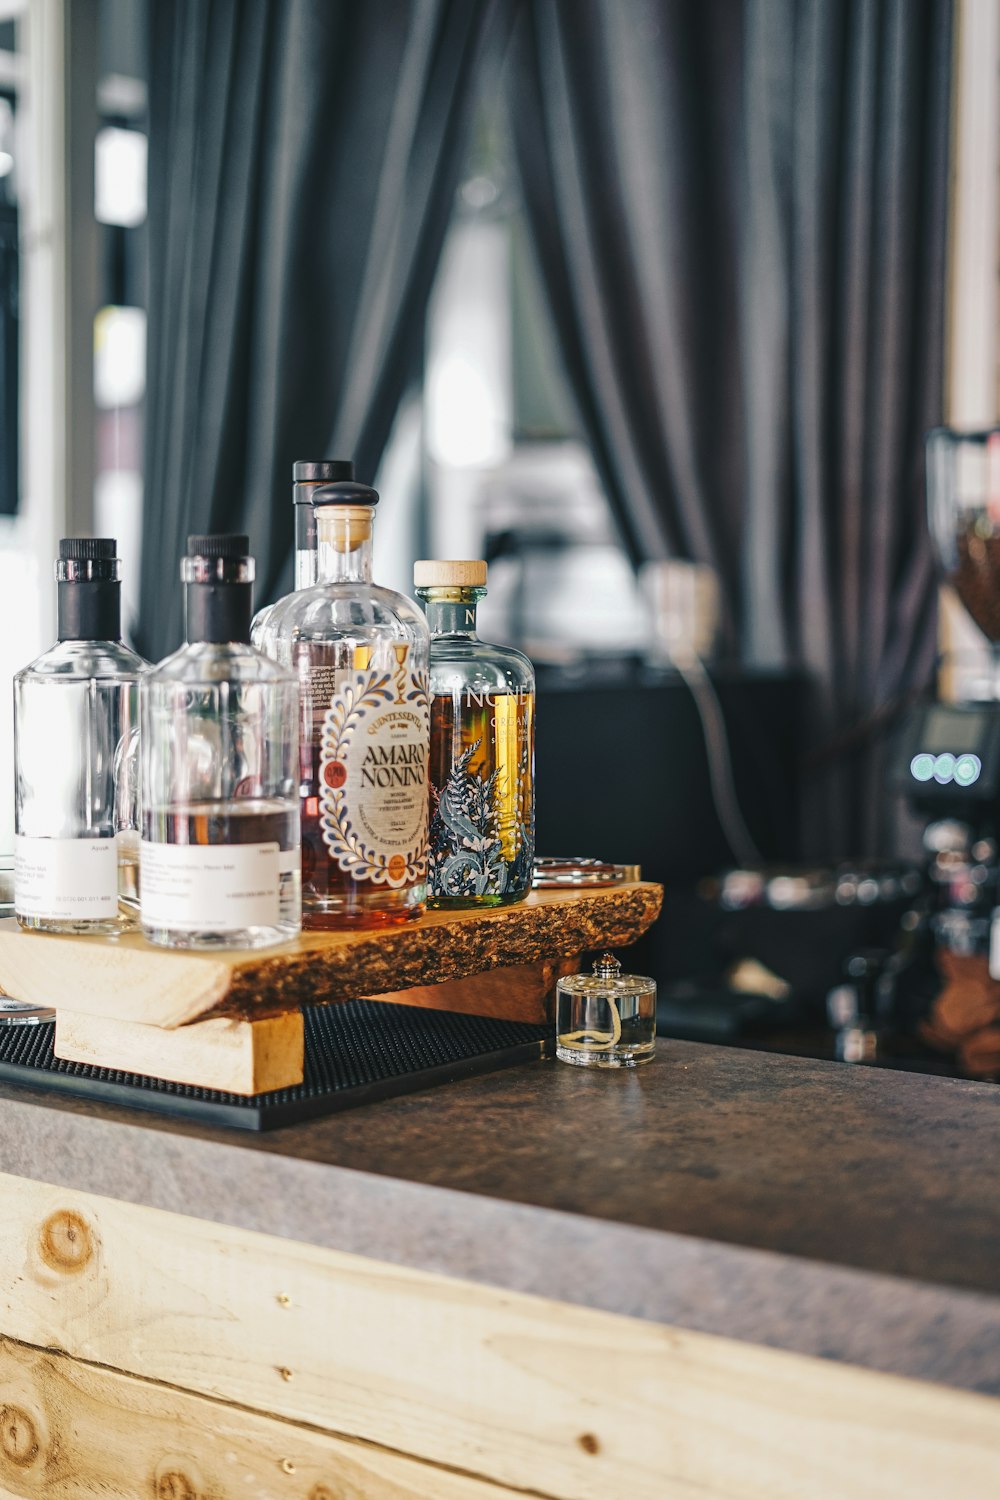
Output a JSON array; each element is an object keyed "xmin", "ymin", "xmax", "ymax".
[
  {"xmin": 140, "ymin": 841, "xmax": 281, "ymax": 932},
  {"xmin": 14, "ymin": 836, "xmax": 119, "ymax": 920},
  {"xmin": 318, "ymin": 663, "xmax": 429, "ymax": 888}
]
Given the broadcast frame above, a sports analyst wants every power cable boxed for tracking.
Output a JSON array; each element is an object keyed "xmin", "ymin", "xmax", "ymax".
[{"xmin": 670, "ymin": 647, "xmax": 765, "ymax": 870}]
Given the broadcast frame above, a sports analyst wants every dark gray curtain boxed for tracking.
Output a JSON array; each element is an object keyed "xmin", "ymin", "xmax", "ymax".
[
  {"xmin": 510, "ymin": 0, "xmax": 952, "ymax": 856},
  {"xmin": 140, "ymin": 0, "xmax": 498, "ymax": 659}
]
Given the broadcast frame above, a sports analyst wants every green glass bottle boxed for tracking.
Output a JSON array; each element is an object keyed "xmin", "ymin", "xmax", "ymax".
[{"xmin": 415, "ymin": 560, "xmax": 535, "ymax": 908}]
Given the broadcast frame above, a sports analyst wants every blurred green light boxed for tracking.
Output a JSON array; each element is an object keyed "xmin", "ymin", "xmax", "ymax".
[
  {"xmin": 933, "ymin": 753, "xmax": 957, "ymax": 784},
  {"xmin": 954, "ymin": 754, "xmax": 982, "ymax": 788}
]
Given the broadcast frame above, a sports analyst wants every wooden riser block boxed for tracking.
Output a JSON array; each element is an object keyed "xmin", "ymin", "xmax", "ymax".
[
  {"xmin": 53, "ymin": 963, "xmax": 567, "ymax": 1091},
  {"xmin": 53, "ymin": 1010, "xmax": 304, "ymax": 1095},
  {"xmin": 0, "ymin": 883, "xmax": 663, "ymax": 1029},
  {"xmin": 369, "ymin": 957, "xmax": 581, "ymax": 1023}
]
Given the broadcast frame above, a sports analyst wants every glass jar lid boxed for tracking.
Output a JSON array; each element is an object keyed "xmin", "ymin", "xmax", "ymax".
[{"xmin": 556, "ymin": 951, "xmax": 655, "ymax": 997}]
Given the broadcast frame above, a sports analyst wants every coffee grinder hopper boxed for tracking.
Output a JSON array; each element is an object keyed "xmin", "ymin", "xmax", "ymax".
[{"xmin": 890, "ymin": 428, "xmax": 1000, "ymax": 818}]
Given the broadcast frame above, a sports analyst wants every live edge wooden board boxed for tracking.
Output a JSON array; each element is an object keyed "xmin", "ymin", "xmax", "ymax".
[
  {"xmin": 0, "ymin": 884, "xmax": 662, "ymax": 1028},
  {"xmin": 0, "ymin": 884, "xmax": 662, "ymax": 1094}
]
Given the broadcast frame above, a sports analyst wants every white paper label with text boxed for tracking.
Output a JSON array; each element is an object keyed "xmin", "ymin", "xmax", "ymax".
[
  {"xmin": 140, "ymin": 841, "xmax": 281, "ymax": 931},
  {"xmin": 14, "ymin": 836, "xmax": 118, "ymax": 920}
]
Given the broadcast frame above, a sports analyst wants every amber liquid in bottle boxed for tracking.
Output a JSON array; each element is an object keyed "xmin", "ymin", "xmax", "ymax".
[
  {"xmin": 428, "ymin": 691, "xmax": 534, "ymax": 905},
  {"xmin": 417, "ymin": 574, "xmax": 535, "ymax": 909},
  {"xmin": 142, "ymin": 802, "xmax": 298, "ymax": 850}
]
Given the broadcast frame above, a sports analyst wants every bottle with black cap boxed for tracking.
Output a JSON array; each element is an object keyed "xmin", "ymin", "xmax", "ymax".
[
  {"xmin": 248, "ymin": 459, "xmax": 337, "ymax": 654},
  {"xmin": 140, "ymin": 535, "xmax": 301, "ymax": 950},
  {"xmin": 13, "ymin": 538, "xmax": 149, "ymax": 935},
  {"xmin": 262, "ymin": 465, "xmax": 430, "ymax": 928}
]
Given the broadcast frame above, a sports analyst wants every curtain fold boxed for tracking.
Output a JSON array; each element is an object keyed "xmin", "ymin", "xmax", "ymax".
[
  {"xmin": 509, "ymin": 0, "xmax": 952, "ymax": 855},
  {"xmin": 509, "ymin": 0, "xmax": 747, "ymax": 629},
  {"xmin": 140, "ymin": 0, "xmax": 497, "ymax": 660}
]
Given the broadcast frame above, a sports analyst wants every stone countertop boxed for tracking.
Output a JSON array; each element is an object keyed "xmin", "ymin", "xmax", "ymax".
[{"xmin": 0, "ymin": 1042, "xmax": 998, "ymax": 1397}]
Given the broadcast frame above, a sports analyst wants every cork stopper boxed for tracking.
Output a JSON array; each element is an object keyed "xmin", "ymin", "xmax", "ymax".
[
  {"xmin": 316, "ymin": 505, "xmax": 374, "ymax": 552},
  {"xmin": 413, "ymin": 559, "xmax": 487, "ymax": 588}
]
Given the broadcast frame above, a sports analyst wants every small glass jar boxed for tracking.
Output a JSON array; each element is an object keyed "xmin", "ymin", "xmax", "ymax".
[{"xmin": 556, "ymin": 953, "xmax": 656, "ymax": 1068}]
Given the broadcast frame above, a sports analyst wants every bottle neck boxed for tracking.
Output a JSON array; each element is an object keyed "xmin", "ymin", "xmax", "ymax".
[
  {"xmin": 418, "ymin": 587, "xmax": 483, "ymax": 637},
  {"xmin": 295, "ymin": 548, "xmax": 318, "ymax": 591},
  {"xmin": 315, "ymin": 507, "xmax": 374, "ymax": 584},
  {"xmin": 185, "ymin": 584, "xmax": 253, "ymax": 645},
  {"xmin": 294, "ymin": 502, "xmax": 318, "ymax": 590},
  {"xmin": 57, "ymin": 580, "xmax": 122, "ymax": 642}
]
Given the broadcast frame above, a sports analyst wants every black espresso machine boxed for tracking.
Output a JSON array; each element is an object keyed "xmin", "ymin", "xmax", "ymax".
[
  {"xmin": 882, "ymin": 700, "xmax": 1000, "ymax": 1068},
  {"xmin": 681, "ymin": 672, "xmax": 1000, "ymax": 1071}
]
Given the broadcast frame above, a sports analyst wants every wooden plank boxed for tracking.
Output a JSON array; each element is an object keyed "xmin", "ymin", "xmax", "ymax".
[
  {"xmin": 368, "ymin": 956, "xmax": 580, "ymax": 1023},
  {"xmin": 0, "ymin": 1175, "xmax": 998, "ymax": 1500},
  {"xmin": 0, "ymin": 882, "xmax": 662, "ymax": 1028},
  {"xmin": 0, "ymin": 1336, "xmax": 519, "ymax": 1500},
  {"xmin": 53, "ymin": 1011, "xmax": 305, "ymax": 1094}
]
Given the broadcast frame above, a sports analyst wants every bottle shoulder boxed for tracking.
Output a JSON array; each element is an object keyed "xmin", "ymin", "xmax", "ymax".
[
  {"xmin": 266, "ymin": 582, "xmax": 430, "ymax": 642},
  {"xmin": 145, "ymin": 641, "xmax": 297, "ymax": 686},
  {"xmin": 15, "ymin": 639, "xmax": 149, "ymax": 683},
  {"xmin": 428, "ymin": 637, "xmax": 535, "ymax": 693}
]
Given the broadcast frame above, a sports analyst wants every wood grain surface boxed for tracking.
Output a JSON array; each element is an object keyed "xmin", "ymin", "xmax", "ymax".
[
  {"xmin": 0, "ymin": 1337, "xmax": 517, "ymax": 1500},
  {"xmin": 0, "ymin": 883, "xmax": 662, "ymax": 1028},
  {"xmin": 53, "ymin": 1010, "xmax": 305, "ymax": 1093},
  {"xmin": 0, "ymin": 1175, "xmax": 998, "ymax": 1500}
]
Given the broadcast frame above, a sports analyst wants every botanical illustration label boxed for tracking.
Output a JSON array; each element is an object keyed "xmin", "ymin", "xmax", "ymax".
[
  {"xmin": 428, "ymin": 692, "xmax": 534, "ymax": 899},
  {"xmin": 14, "ymin": 836, "xmax": 118, "ymax": 920},
  {"xmin": 140, "ymin": 841, "xmax": 281, "ymax": 931},
  {"xmin": 319, "ymin": 663, "xmax": 429, "ymax": 888}
]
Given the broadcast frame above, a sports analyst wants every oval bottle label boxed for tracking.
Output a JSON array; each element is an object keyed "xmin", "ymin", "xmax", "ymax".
[{"xmin": 319, "ymin": 663, "xmax": 429, "ymax": 887}]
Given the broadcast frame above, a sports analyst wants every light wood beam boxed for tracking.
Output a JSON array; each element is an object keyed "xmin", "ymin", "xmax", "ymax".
[{"xmin": 0, "ymin": 1176, "xmax": 997, "ymax": 1500}]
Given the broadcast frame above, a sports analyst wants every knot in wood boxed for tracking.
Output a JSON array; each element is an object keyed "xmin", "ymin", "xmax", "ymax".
[
  {"xmin": 0, "ymin": 1405, "xmax": 40, "ymax": 1468},
  {"xmin": 156, "ymin": 1472, "xmax": 199, "ymax": 1500},
  {"xmin": 38, "ymin": 1209, "xmax": 94, "ymax": 1274}
]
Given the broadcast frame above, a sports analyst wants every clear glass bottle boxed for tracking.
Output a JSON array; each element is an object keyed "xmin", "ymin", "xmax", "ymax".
[
  {"xmin": 14, "ymin": 538, "xmax": 147, "ymax": 934},
  {"xmin": 141, "ymin": 535, "xmax": 301, "ymax": 950},
  {"xmin": 249, "ymin": 458, "xmax": 331, "ymax": 654},
  {"xmin": 556, "ymin": 953, "xmax": 657, "ymax": 1067},
  {"xmin": 414, "ymin": 561, "xmax": 535, "ymax": 907},
  {"xmin": 266, "ymin": 474, "xmax": 429, "ymax": 928}
]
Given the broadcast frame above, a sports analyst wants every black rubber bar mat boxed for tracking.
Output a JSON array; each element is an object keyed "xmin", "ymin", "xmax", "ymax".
[{"xmin": 0, "ymin": 1001, "xmax": 551, "ymax": 1131}]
